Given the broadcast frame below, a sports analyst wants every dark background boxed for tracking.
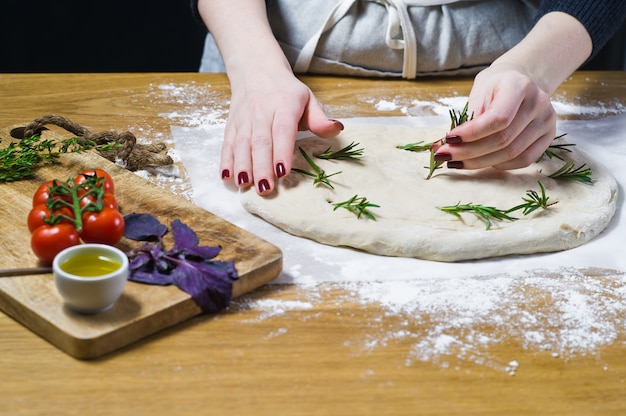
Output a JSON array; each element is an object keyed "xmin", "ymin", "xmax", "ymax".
[
  {"xmin": 1, "ymin": 0, "xmax": 207, "ymax": 72},
  {"xmin": 1, "ymin": 1, "xmax": 625, "ymax": 73}
]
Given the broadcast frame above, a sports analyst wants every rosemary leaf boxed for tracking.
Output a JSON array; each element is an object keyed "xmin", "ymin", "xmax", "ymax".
[
  {"xmin": 425, "ymin": 102, "xmax": 474, "ymax": 180},
  {"xmin": 439, "ymin": 202, "xmax": 517, "ymax": 230},
  {"xmin": 396, "ymin": 141, "xmax": 432, "ymax": 153},
  {"xmin": 332, "ymin": 194, "xmax": 380, "ymax": 220},
  {"xmin": 536, "ymin": 133, "xmax": 572, "ymax": 162},
  {"xmin": 548, "ymin": 161, "xmax": 593, "ymax": 184},
  {"xmin": 293, "ymin": 147, "xmax": 342, "ymax": 189},
  {"xmin": 449, "ymin": 102, "xmax": 473, "ymax": 129},
  {"xmin": 0, "ymin": 134, "xmax": 120, "ymax": 182},
  {"xmin": 426, "ymin": 142, "xmax": 445, "ymax": 180},
  {"xmin": 506, "ymin": 181, "xmax": 558, "ymax": 215},
  {"xmin": 315, "ymin": 141, "xmax": 364, "ymax": 161}
]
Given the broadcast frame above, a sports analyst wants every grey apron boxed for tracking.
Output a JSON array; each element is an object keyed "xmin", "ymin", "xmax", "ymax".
[{"xmin": 200, "ymin": 0, "xmax": 540, "ymax": 78}]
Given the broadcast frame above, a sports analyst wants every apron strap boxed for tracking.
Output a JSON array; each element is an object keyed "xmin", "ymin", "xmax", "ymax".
[
  {"xmin": 293, "ymin": 0, "xmax": 468, "ymax": 79},
  {"xmin": 293, "ymin": 0, "xmax": 359, "ymax": 74}
]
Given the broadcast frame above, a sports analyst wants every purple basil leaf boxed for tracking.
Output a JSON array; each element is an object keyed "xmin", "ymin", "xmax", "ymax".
[
  {"xmin": 171, "ymin": 260, "xmax": 235, "ymax": 313},
  {"xmin": 124, "ymin": 213, "xmax": 168, "ymax": 241},
  {"xmin": 128, "ymin": 252, "xmax": 153, "ymax": 272},
  {"xmin": 205, "ymin": 260, "xmax": 239, "ymax": 281},
  {"xmin": 171, "ymin": 219, "xmax": 199, "ymax": 249},
  {"xmin": 174, "ymin": 245, "xmax": 222, "ymax": 261},
  {"xmin": 129, "ymin": 269, "xmax": 174, "ymax": 286}
]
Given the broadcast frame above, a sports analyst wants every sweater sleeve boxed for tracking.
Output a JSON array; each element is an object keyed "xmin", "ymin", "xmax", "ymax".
[
  {"xmin": 535, "ymin": 0, "xmax": 626, "ymax": 59},
  {"xmin": 190, "ymin": 0, "xmax": 203, "ymax": 26}
]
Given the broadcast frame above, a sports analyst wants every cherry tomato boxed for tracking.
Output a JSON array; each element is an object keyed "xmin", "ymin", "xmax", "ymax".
[
  {"xmin": 74, "ymin": 169, "xmax": 115, "ymax": 195},
  {"xmin": 31, "ymin": 223, "xmax": 80, "ymax": 264},
  {"xmin": 27, "ymin": 204, "xmax": 52, "ymax": 233},
  {"xmin": 80, "ymin": 207, "xmax": 125, "ymax": 245},
  {"xmin": 32, "ymin": 180, "xmax": 72, "ymax": 207},
  {"xmin": 79, "ymin": 192, "xmax": 119, "ymax": 211},
  {"xmin": 27, "ymin": 205, "xmax": 75, "ymax": 233},
  {"xmin": 32, "ymin": 181, "xmax": 53, "ymax": 206}
]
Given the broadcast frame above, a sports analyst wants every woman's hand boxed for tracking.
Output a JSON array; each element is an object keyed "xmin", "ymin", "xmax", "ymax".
[
  {"xmin": 433, "ymin": 62, "xmax": 557, "ymax": 170},
  {"xmin": 220, "ymin": 71, "xmax": 343, "ymax": 195},
  {"xmin": 433, "ymin": 11, "xmax": 592, "ymax": 172},
  {"xmin": 198, "ymin": 0, "xmax": 343, "ymax": 195}
]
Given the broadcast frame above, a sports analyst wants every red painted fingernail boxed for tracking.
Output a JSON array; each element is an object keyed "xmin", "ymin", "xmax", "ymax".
[
  {"xmin": 434, "ymin": 152, "xmax": 452, "ymax": 162},
  {"xmin": 237, "ymin": 171, "xmax": 249, "ymax": 185},
  {"xmin": 447, "ymin": 161, "xmax": 464, "ymax": 169},
  {"xmin": 445, "ymin": 135, "xmax": 463, "ymax": 144},
  {"xmin": 330, "ymin": 119, "xmax": 344, "ymax": 130},
  {"xmin": 221, "ymin": 169, "xmax": 230, "ymax": 179},
  {"xmin": 276, "ymin": 162, "xmax": 286, "ymax": 178},
  {"xmin": 258, "ymin": 179, "xmax": 270, "ymax": 193}
]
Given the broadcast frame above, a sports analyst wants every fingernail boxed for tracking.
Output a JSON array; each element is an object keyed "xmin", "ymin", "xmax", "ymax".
[
  {"xmin": 330, "ymin": 119, "xmax": 344, "ymax": 130},
  {"xmin": 276, "ymin": 162, "xmax": 286, "ymax": 178},
  {"xmin": 434, "ymin": 152, "xmax": 452, "ymax": 162},
  {"xmin": 221, "ymin": 169, "xmax": 230, "ymax": 179},
  {"xmin": 258, "ymin": 179, "xmax": 270, "ymax": 193},
  {"xmin": 445, "ymin": 135, "xmax": 463, "ymax": 144},
  {"xmin": 237, "ymin": 171, "xmax": 249, "ymax": 185},
  {"xmin": 447, "ymin": 161, "xmax": 464, "ymax": 169}
]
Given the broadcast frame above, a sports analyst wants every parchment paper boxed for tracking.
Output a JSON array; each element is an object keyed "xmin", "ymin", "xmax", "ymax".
[{"xmin": 172, "ymin": 114, "xmax": 626, "ymax": 284}]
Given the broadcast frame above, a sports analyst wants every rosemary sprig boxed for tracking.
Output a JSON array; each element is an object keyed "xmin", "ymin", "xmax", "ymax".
[
  {"xmin": 506, "ymin": 181, "xmax": 557, "ymax": 215},
  {"xmin": 449, "ymin": 102, "xmax": 473, "ymax": 130},
  {"xmin": 426, "ymin": 102, "xmax": 474, "ymax": 180},
  {"xmin": 548, "ymin": 160, "xmax": 593, "ymax": 184},
  {"xmin": 396, "ymin": 141, "xmax": 431, "ymax": 153},
  {"xmin": 426, "ymin": 140, "xmax": 445, "ymax": 180},
  {"xmin": 440, "ymin": 181, "xmax": 556, "ymax": 230},
  {"xmin": 292, "ymin": 146, "xmax": 342, "ymax": 189},
  {"xmin": 536, "ymin": 133, "xmax": 573, "ymax": 162},
  {"xmin": 315, "ymin": 141, "xmax": 364, "ymax": 161},
  {"xmin": 0, "ymin": 134, "xmax": 119, "ymax": 182},
  {"xmin": 396, "ymin": 139, "xmax": 443, "ymax": 179},
  {"xmin": 439, "ymin": 202, "xmax": 517, "ymax": 230},
  {"xmin": 332, "ymin": 194, "xmax": 380, "ymax": 220}
]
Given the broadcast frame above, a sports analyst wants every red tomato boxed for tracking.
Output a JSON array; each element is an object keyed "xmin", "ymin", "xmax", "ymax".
[
  {"xmin": 80, "ymin": 207, "xmax": 125, "ymax": 245},
  {"xmin": 74, "ymin": 169, "xmax": 115, "ymax": 194},
  {"xmin": 79, "ymin": 192, "xmax": 119, "ymax": 211},
  {"xmin": 32, "ymin": 180, "xmax": 72, "ymax": 207},
  {"xmin": 32, "ymin": 181, "xmax": 52, "ymax": 206},
  {"xmin": 27, "ymin": 204, "xmax": 53, "ymax": 233},
  {"xmin": 31, "ymin": 223, "xmax": 80, "ymax": 264},
  {"xmin": 27, "ymin": 205, "xmax": 75, "ymax": 233}
]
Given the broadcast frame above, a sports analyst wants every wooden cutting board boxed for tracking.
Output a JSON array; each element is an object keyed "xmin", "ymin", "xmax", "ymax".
[{"xmin": 0, "ymin": 126, "xmax": 282, "ymax": 359}]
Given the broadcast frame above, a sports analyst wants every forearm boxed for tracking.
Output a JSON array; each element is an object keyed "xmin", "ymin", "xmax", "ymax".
[
  {"xmin": 197, "ymin": 0, "xmax": 293, "ymax": 81},
  {"xmin": 492, "ymin": 11, "xmax": 592, "ymax": 94}
]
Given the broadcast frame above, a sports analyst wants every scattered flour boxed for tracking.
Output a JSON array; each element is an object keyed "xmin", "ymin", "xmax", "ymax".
[
  {"xmin": 151, "ymin": 82, "xmax": 229, "ymax": 127},
  {"xmin": 152, "ymin": 82, "xmax": 626, "ymax": 375},
  {"xmin": 367, "ymin": 95, "xmax": 626, "ymax": 118},
  {"xmin": 234, "ymin": 269, "xmax": 626, "ymax": 376}
]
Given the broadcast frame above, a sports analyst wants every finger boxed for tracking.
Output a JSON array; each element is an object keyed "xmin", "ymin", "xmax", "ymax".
[
  {"xmin": 230, "ymin": 122, "xmax": 253, "ymax": 189},
  {"xmin": 249, "ymin": 120, "xmax": 275, "ymax": 195},
  {"xmin": 492, "ymin": 128, "xmax": 556, "ymax": 171},
  {"xmin": 271, "ymin": 110, "xmax": 300, "ymax": 180},
  {"xmin": 299, "ymin": 94, "xmax": 344, "ymax": 138},
  {"xmin": 447, "ymin": 119, "xmax": 555, "ymax": 170},
  {"xmin": 219, "ymin": 122, "xmax": 238, "ymax": 182}
]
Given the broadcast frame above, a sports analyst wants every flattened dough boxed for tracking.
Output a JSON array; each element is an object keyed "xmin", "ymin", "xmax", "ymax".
[{"xmin": 240, "ymin": 124, "xmax": 617, "ymax": 261}]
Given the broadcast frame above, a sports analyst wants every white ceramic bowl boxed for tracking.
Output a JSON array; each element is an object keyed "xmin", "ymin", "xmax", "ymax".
[{"xmin": 53, "ymin": 244, "xmax": 128, "ymax": 314}]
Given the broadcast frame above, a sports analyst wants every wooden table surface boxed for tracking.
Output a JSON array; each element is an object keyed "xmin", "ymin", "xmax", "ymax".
[{"xmin": 1, "ymin": 72, "xmax": 625, "ymax": 415}]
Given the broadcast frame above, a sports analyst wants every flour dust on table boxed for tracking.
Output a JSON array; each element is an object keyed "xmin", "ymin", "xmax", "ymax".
[{"xmin": 240, "ymin": 124, "xmax": 617, "ymax": 261}]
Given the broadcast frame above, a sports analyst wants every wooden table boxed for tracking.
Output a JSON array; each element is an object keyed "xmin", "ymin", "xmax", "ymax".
[{"xmin": 1, "ymin": 72, "xmax": 625, "ymax": 415}]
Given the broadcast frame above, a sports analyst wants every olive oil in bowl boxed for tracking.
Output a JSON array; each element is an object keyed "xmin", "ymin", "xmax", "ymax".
[{"xmin": 61, "ymin": 253, "xmax": 121, "ymax": 277}]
